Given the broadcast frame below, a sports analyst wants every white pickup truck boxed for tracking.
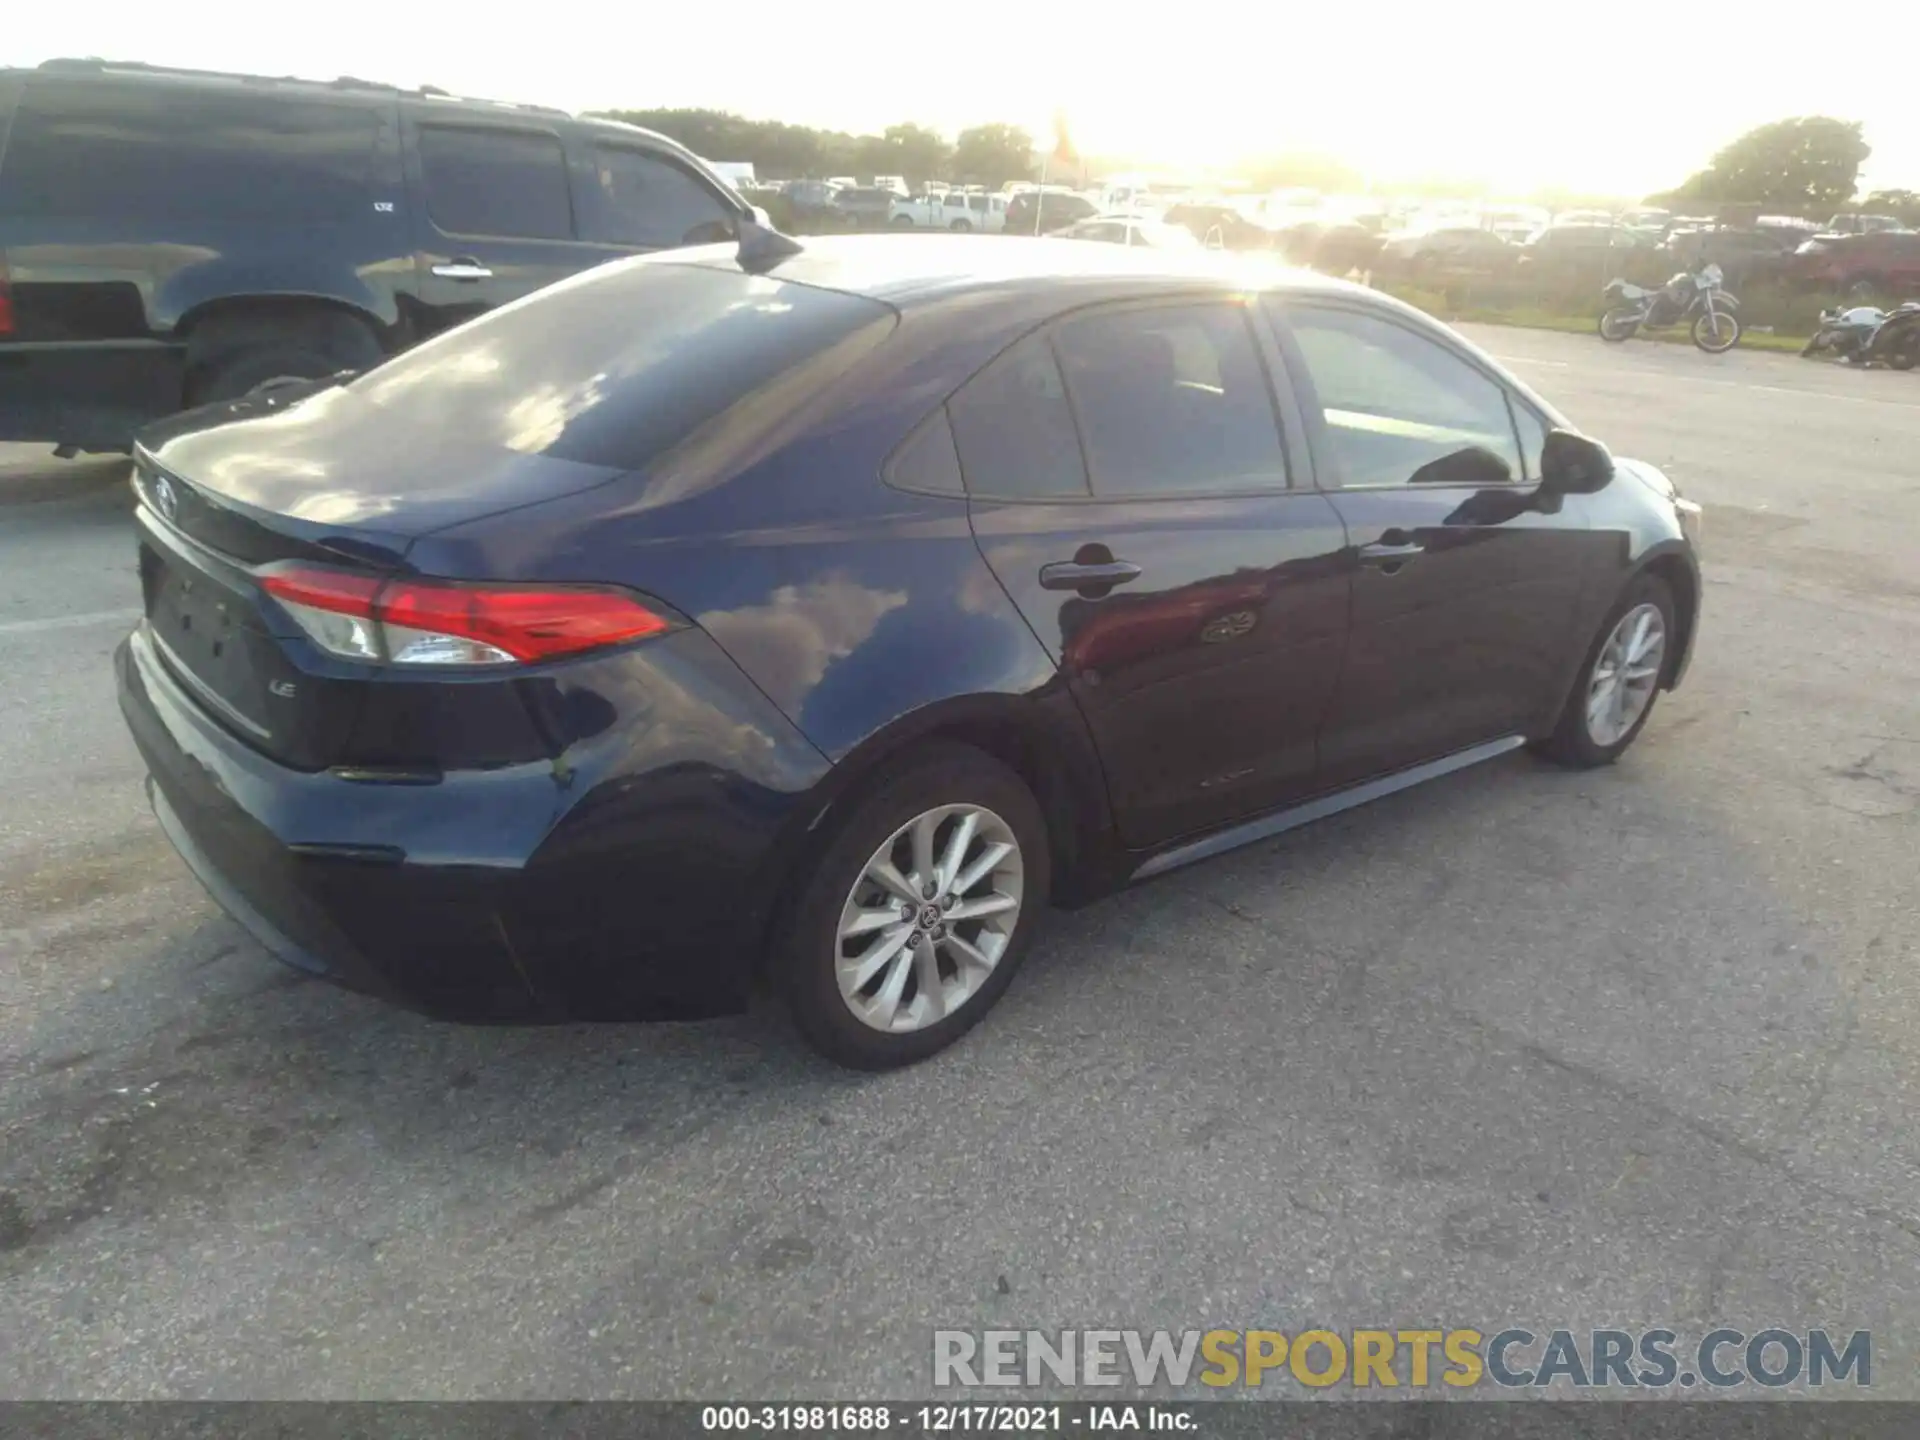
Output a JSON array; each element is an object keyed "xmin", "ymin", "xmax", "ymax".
[{"xmin": 889, "ymin": 190, "xmax": 1009, "ymax": 233}]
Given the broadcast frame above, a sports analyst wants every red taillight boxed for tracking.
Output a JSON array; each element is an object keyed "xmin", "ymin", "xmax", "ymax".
[
  {"xmin": 259, "ymin": 567, "xmax": 383, "ymax": 616},
  {"xmin": 380, "ymin": 580, "xmax": 671, "ymax": 663},
  {"xmin": 0, "ymin": 254, "xmax": 13, "ymax": 336},
  {"xmin": 259, "ymin": 565, "xmax": 671, "ymax": 666}
]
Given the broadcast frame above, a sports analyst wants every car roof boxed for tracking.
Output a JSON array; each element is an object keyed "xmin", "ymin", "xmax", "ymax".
[
  {"xmin": 6, "ymin": 59, "xmax": 714, "ymax": 178},
  {"xmin": 12, "ymin": 57, "xmax": 562, "ymax": 115},
  {"xmin": 9, "ymin": 57, "xmax": 688, "ymax": 157},
  {"xmin": 671, "ymin": 233, "xmax": 1370, "ymax": 308}
]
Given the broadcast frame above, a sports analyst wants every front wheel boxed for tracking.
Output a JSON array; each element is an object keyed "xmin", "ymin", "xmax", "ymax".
[
  {"xmin": 780, "ymin": 745, "xmax": 1049, "ymax": 1070},
  {"xmin": 1599, "ymin": 307, "xmax": 1640, "ymax": 342},
  {"xmin": 1534, "ymin": 573, "xmax": 1675, "ymax": 769},
  {"xmin": 1692, "ymin": 309, "xmax": 1741, "ymax": 353},
  {"xmin": 1801, "ymin": 333, "xmax": 1829, "ymax": 358},
  {"xmin": 949, "ymin": 218, "xmax": 973, "ymax": 232}
]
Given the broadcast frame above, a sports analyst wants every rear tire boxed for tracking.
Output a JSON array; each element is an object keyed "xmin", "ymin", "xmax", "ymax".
[
  {"xmin": 1535, "ymin": 573, "xmax": 1676, "ymax": 769},
  {"xmin": 1599, "ymin": 307, "xmax": 1639, "ymax": 342},
  {"xmin": 780, "ymin": 745, "xmax": 1049, "ymax": 1070},
  {"xmin": 890, "ymin": 214, "xmax": 916, "ymax": 229},
  {"xmin": 1883, "ymin": 331, "xmax": 1920, "ymax": 371},
  {"xmin": 949, "ymin": 218, "xmax": 973, "ymax": 233},
  {"xmin": 185, "ymin": 310, "xmax": 384, "ymax": 406}
]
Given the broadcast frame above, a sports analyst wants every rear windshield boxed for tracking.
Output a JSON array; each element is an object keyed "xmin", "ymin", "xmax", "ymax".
[
  {"xmin": 0, "ymin": 79, "xmax": 379, "ymax": 219},
  {"xmin": 346, "ymin": 258, "xmax": 895, "ymax": 469}
]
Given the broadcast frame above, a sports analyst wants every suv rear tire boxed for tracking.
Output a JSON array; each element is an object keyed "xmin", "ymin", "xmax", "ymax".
[{"xmin": 185, "ymin": 310, "xmax": 384, "ymax": 407}]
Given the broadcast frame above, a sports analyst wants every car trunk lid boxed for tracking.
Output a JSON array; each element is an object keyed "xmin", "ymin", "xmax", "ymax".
[{"xmin": 129, "ymin": 255, "xmax": 896, "ymax": 770}]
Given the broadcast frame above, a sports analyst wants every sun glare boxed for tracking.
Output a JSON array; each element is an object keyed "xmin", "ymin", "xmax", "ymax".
[{"xmin": 12, "ymin": 0, "xmax": 1917, "ymax": 196}]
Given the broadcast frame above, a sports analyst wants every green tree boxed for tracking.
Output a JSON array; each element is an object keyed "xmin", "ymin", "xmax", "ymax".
[
  {"xmin": 1664, "ymin": 117, "xmax": 1869, "ymax": 215},
  {"xmin": 1862, "ymin": 189, "xmax": 1920, "ymax": 224},
  {"xmin": 596, "ymin": 109, "xmax": 843, "ymax": 177},
  {"xmin": 878, "ymin": 123, "xmax": 952, "ymax": 186},
  {"xmin": 951, "ymin": 124, "xmax": 1035, "ymax": 188}
]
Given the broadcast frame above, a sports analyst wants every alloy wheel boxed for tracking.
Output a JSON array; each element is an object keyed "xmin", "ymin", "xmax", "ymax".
[
  {"xmin": 835, "ymin": 804, "xmax": 1024, "ymax": 1034},
  {"xmin": 1584, "ymin": 603, "xmax": 1666, "ymax": 747}
]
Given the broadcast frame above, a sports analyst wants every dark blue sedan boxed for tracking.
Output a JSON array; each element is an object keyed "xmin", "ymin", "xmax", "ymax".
[{"xmin": 116, "ymin": 235, "xmax": 1701, "ymax": 1068}]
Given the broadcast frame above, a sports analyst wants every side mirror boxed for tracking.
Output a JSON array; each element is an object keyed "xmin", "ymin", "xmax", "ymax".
[{"xmin": 1538, "ymin": 428, "xmax": 1614, "ymax": 496}]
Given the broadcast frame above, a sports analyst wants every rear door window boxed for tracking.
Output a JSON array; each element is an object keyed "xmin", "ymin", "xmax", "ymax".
[
  {"xmin": 416, "ymin": 125, "xmax": 574, "ymax": 240},
  {"xmin": 1052, "ymin": 303, "xmax": 1288, "ymax": 497},
  {"xmin": 591, "ymin": 145, "xmax": 736, "ymax": 248},
  {"xmin": 947, "ymin": 335, "xmax": 1089, "ymax": 500},
  {"xmin": 885, "ymin": 410, "xmax": 965, "ymax": 496},
  {"xmin": 0, "ymin": 79, "xmax": 379, "ymax": 218}
]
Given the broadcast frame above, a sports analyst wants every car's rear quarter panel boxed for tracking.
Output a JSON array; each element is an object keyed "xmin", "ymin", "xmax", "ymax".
[{"xmin": 407, "ymin": 299, "xmax": 1115, "ymax": 897}]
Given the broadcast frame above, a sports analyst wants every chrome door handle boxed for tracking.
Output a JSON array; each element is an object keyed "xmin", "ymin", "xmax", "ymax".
[
  {"xmin": 1039, "ymin": 560, "xmax": 1143, "ymax": 592},
  {"xmin": 431, "ymin": 260, "xmax": 494, "ymax": 281},
  {"xmin": 1358, "ymin": 541, "xmax": 1425, "ymax": 567}
]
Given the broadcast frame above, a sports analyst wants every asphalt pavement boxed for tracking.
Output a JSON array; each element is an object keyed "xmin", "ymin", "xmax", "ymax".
[{"xmin": 2, "ymin": 332, "xmax": 1918, "ymax": 1399}]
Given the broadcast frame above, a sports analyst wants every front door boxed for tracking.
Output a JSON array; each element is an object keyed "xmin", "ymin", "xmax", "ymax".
[
  {"xmin": 1267, "ymin": 298, "xmax": 1600, "ymax": 787},
  {"xmin": 403, "ymin": 116, "xmax": 617, "ymax": 339},
  {"xmin": 955, "ymin": 299, "xmax": 1350, "ymax": 847}
]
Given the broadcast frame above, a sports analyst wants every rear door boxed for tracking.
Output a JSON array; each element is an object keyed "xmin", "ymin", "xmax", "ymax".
[
  {"xmin": 402, "ymin": 113, "xmax": 611, "ymax": 338},
  {"xmin": 1267, "ymin": 297, "xmax": 1601, "ymax": 786},
  {"xmin": 959, "ymin": 297, "xmax": 1351, "ymax": 848}
]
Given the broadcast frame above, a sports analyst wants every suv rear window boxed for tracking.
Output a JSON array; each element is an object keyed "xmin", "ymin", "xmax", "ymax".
[
  {"xmin": 0, "ymin": 80, "xmax": 378, "ymax": 219},
  {"xmin": 417, "ymin": 125, "xmax": 574, "ymax": 240},
  {"xmin": 346, "ymin": 259, "xmax": 894, "ymax": 468}
]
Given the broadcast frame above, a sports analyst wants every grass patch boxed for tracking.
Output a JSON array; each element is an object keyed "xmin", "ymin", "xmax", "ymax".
[
  {"xmin": 1461, "ymin": 308, "xmax": 1806, "ymax": 354},
  {"xmin": 1378, "ymin": 282, "xmax": 1811, "ymax": 353}
]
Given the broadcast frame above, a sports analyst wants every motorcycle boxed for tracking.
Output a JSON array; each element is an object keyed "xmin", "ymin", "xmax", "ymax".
[
  {"xmin": 1801, "ymin": 301, "xmax": 1920, "ymax": 370},
  {"xmin": 1598, "ymin": 263, "xmax": 1742, "ymax": 352}
]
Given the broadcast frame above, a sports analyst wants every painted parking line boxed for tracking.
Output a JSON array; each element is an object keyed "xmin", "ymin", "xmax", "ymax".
[{"xmin": 0, "ymin": 608, "xmax": 141, "ymax": 638}]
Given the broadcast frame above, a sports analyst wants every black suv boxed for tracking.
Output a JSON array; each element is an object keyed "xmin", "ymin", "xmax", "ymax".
[{"xmin": 0, "ymin": 59, "xmax": 756, "ymax": 452}]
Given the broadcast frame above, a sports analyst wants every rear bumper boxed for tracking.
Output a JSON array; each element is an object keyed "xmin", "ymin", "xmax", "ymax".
[
  {"xmin": 0, "ymin": 342, "xmax": 184, "ymax": 450},
  {"xmin": 116, "ymin": 622, "xmax": 832, "ymax": 1023}
]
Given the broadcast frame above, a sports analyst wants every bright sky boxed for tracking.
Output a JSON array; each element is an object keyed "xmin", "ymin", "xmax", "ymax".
[{"xmin": 13, "ymin": 1, "xmax": 1918, "ymax": 199}]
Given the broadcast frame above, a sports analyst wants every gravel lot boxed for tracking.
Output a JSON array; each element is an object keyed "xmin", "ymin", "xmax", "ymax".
[{"xmin": 2, "ymin": 328, "xmax": 1918, "ymax": 1400}]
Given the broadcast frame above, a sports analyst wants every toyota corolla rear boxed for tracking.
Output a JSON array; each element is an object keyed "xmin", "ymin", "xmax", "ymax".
[{"xmin": 115, "ymin": 252, "xmax": 896, "ymax": 1020}]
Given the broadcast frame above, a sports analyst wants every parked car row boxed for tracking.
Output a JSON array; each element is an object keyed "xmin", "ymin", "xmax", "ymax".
[
  {"xmin": 888, "ymin": 189, "xmax": 1011, "ymax": 233},
  {"xmin": 1788, "ymin": 230, "xmax": 1920, "ymax": 302},
  {"xmin": 1367, "ymin": 218, "xmax": 1920, "ymax": 303}
]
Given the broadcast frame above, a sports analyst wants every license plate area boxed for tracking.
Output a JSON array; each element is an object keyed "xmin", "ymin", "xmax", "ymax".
[{"xmin": 139, "ymin": 540, "xmax": 280, "ymax": 740}]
